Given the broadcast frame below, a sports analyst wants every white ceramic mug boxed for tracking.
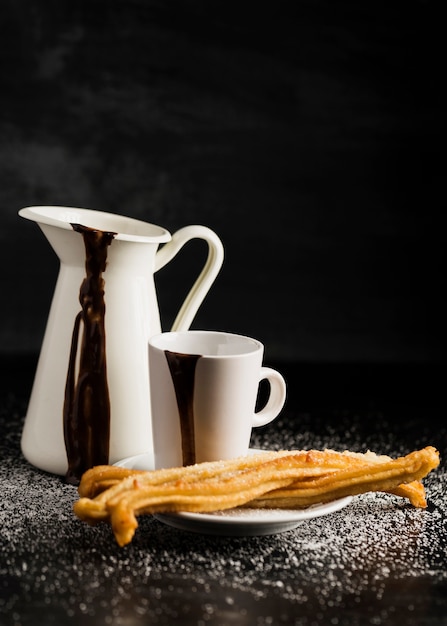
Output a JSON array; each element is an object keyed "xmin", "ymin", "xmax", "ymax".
[{"xmin": 149, "ymin": 330, "xmax": 287, "ymax": 468}]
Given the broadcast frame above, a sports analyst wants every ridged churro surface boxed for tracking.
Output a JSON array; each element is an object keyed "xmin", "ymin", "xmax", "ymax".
[{"xmin": 73, "ymin": 446, "xmax": 439, "ymax": 546}]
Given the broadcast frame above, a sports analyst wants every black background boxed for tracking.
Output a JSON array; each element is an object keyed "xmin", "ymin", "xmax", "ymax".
[{"xmin": 0, "ymin": 0, "xmax": 444, "ymax": 365}]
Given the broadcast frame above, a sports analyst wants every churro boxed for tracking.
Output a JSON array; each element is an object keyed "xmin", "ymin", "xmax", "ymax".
[{"xmin": 73, "ymin": 446, "xmax": 439, "ymax": 546}]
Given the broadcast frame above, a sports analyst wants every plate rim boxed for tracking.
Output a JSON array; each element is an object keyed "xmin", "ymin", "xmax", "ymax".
[{"xmin": 154, "ymin": 495, "xmax": 353, "ymax": 525}]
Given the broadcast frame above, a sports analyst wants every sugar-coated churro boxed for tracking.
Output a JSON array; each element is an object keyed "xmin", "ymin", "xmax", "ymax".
[{"xmin": 73, "ymin": 446, "xmax": 440, "ymax": 546}]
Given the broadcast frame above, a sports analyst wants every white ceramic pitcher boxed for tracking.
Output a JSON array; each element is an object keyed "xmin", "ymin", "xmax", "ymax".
[{"xmin": 19, "ymin": 206, "xmax": 224, "ymax": 482}]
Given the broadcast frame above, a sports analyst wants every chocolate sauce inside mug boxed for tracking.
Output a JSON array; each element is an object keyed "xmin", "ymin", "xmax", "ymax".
[
  {"xmin": 63, "ymin": 224, "xmax": 116, "ymax": 485},
  {"xmin": 164, "ymin": 351, "xmax": 202, "ymax": 466}
]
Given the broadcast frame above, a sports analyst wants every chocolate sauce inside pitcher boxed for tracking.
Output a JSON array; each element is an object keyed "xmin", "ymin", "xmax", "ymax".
[
  {"xmin": 63, "ymin": 224, "xmax": 116, "ymax": 485},
  {"xmin": 164, "ymin": 351, "xmax": 202, "ymax": 466}
]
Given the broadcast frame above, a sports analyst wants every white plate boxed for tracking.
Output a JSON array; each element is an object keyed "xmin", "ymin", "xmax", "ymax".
[{"xmin": 114, "ymin": 451, "xmax": 352, "ymax": 536}]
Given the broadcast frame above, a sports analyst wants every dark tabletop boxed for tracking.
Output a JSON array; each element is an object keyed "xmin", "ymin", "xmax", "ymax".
[{"xmin": 1, "ymin": 356, "xmax": 446, "ymax": 626}]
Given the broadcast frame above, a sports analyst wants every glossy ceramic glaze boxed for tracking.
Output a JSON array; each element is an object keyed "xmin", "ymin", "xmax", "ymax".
[
  {"xmin": 149, "ymin": 330, "xmax": 287, "ymax": 468},
  {"xmin": 19, "ymin": 206, "xmax": 224, "ymax": 475}
]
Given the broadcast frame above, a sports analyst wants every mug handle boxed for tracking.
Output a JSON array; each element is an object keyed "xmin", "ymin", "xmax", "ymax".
[
  {"xmin": 154, "ymin": 225, "xmax": 224, "ymax": 331},
  {"xmin": 252, "ymin": 367, "xmax": 287, "ymax": 427}
]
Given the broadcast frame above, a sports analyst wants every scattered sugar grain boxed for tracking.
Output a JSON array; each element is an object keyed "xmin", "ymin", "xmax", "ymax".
[{"xmin": 2, "ymin": 401, "xmax": 446, "ymax": 625}]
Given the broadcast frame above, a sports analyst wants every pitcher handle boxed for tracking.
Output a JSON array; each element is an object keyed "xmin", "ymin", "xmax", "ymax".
[{"xmin": 154, "ymin": 225, "xmax": 224, "ymax": 331}]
